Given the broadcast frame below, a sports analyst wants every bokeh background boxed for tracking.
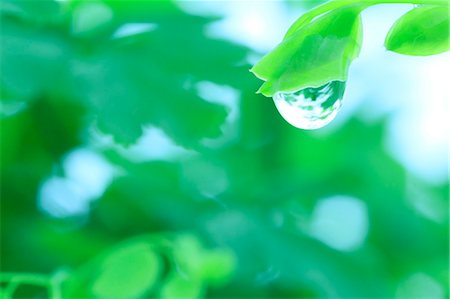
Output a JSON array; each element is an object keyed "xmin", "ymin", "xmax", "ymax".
[{"xmin": 1, "ymin": 0, "xmax": 448, "ymax": 298}]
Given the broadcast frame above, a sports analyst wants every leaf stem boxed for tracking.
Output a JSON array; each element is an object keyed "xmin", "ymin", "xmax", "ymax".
[
  {"xmin": 49, "ymin": 269, "xmax": 70, "ymax": 299},
  {"xmin": 0, "ymin": 273, "xmax": 51, "ymax": 299},
  {"xmin": 285, "ymin": 0, "xmax": 449, "ymax": 38}
]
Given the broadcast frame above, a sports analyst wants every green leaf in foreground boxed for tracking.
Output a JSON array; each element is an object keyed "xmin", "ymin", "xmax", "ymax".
[
  {"xmin": 160, "ymin": 273, "xmax": 203, "ymax": 299},
  {"xmin": 199, "ymin": 250, "xmax": 236, "ymax": 286},
  {"xmin": 90, "ymin": 243, "xmax": 160, "ymax": 299},
  {"xmin": 64, "ymin": 241, "xmax": 161, "ymax": 299},
  {"xmin": 385, "ymin": 5, "xmax": 450, "ymax": 56},
  {"xmin": 251, "ymin": 5, "xmax": 363, "ymax": 97},
  {"xmin": 172, "ymin": 234, "xmax": 236, "ymax": 286}
]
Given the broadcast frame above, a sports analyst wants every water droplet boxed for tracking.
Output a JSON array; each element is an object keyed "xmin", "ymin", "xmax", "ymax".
[{"xmin": 272, "ymin": 81, "xmax": 346, "ymax": 130}]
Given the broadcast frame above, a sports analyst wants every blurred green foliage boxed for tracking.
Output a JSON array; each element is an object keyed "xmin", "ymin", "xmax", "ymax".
[{"xmin": 0, "ymin": 0, "xmax": 448, "ymax": 298}]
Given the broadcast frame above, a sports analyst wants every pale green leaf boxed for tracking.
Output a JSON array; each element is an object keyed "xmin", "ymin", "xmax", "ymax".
[
  {"xmin": 171, "ymin": 234, "xmax": 236, "ymax": 286},
  {"xmin": 172, "ymin": 234, "xmax": 204, "ymax": 279},
  {"xmin": 90, "ymin": 242, "xmax": 161, "ymax": 299},
  {"xmin": 71, "ymin": 1, "xmax": 114, "ymax": 36},
  {"xmin": 200, "ymin": 250, "xmax": 236, "ymax": 286},
  {"xmin": 251, "ymin": 5, "xmax": 363, "ymax": 97},
  {"xmin": 63, "ymin": 241, "xmax": 161, "ymax": 299},
  {"xmin": 385, "ymin": 5, "xmax": 450, "ymax": 56},
  {"xmin": 159, "ymin": 273, "xmax": 203, "ymax": 299}
]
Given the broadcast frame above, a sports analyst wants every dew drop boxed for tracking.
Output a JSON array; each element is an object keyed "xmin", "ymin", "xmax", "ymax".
[{"xmin": 272, "ymin": 81, "xmax": 346, "ymax": 130}]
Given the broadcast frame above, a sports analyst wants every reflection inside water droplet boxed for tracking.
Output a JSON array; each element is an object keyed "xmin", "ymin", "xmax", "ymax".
[{"xmin": 272, "ymin": 81, "xmax": 346, "ymax": 130}]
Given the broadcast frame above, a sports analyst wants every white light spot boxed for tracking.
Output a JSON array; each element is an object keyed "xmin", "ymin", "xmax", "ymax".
[
  {"xmin": 385, "ymin": 53, "xmax": 449, "ymax": 185},
  {"xmin": 63, "ymin": 148, "xmax": 115, "ymax": 198},
  {"xmin": 308, "ymin": 196, "xmax": 368, "ymax": 251},
  {"xmin": 39, "ymin": 148, "xmax": 115, "ymax": 218},
  {"xmin": 88, "ymin": 124, "xmax": 193, "ymax": 162},
  {"xmin": 113, "ymin": 23, "xmax": 158, "ymax": 39},
  {"xmin": 39, "ymin": 177, "xmax": 90, "ymax": 218},
  {"xmin": 206, "ymin": 2, "xmax": 295, "ymax": 52},
  {"xmin": 196, "ymin": 81, "xmax": 240, "ymax": 112},
  {"xmin": 196, "ymin": 81, "xmax": 240, "ymax": 147},
  {"xmin": 119, "ymin": 126, "xmax": 193, "ymax": 162},
  {"xmin": 176, "ymin": 1, "xmax": 298, "ymax": 52}
]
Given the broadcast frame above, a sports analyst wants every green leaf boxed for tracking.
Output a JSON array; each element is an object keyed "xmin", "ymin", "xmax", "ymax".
[
  {"xmin": 159, "ymin": 272, "xmax": 203, "ymax": 299},
  {"xmin": 71, "ymin": 1, "xmax": 114, "ymax": 36},
  {"xmin": 251, "ymin": 5, "xmax": 363, "ymax": 97},
  {"xmin": 385, "ymin": 5, "xmax": 450, "ymax": 56},
  {"xmin": 171, "ymin": 234, "xmax": 236, "ymax": 286},
  {"xmin": 172, "ymin": 234, "xmax": 205, "ymax": 279},
  {"xmin": 64, "ymin": 241, "xmax": 161, "ymax": 299},
  {"xmin": 200, "ymin": 250, "xmax": 236, "ymax": 287},
  {"xmin": 90, "ymin": 243, "xmax": 160, "ymax": 299}
]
